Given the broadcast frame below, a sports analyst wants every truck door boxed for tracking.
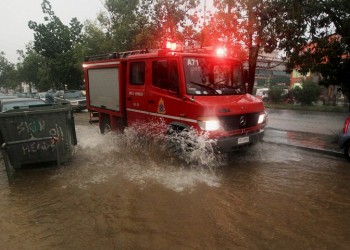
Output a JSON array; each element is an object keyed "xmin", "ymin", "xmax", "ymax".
[
  {"xmin": 146, "ymin": 59, "xmax": 182, "ymax": 127},
  {"xmin": 126, "ymin": 60, "xmax": 148, "ymax": 124}
]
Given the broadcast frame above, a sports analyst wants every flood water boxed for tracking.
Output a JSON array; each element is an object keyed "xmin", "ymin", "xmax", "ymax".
[{"xmin": 1, "ymin": 122, "xmax": 350, "ymax": 249}]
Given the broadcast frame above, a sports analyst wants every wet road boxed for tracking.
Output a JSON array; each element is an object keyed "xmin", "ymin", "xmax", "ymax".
[
  {"xmin": 267, "ymin": 108, "xmax": 348, "ymax": 135},
  {"xmin": 0, "ymin": 111, "xmax": 350, "ymax": 249}
]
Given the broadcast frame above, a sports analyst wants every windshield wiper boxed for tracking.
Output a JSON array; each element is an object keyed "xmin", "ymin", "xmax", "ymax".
[
  {"xmin": 190, "ymin": 81, "xmax": 217, "ymax": 94},
  {"xmin": 225, "ymin": 86, "xmax": 243, "ymax": 94}
]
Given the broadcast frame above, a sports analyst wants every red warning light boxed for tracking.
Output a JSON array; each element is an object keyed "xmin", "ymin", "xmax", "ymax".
[
  {"xmin": 215, "ymin": 47, "xmax": 227, "ymax": 57},
  {"xmin": 165, "ymin": 41, "xmax": 177, "ymax": 50}
]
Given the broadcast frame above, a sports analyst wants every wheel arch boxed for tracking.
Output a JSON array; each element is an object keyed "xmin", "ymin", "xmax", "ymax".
[{"xmin": 167, "ymin": 122, "xmax": 191, "ymax": 134}]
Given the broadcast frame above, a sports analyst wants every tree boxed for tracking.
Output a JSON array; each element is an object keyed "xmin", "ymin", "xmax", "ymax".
[
  {"xmin": 28, "ymin": 0, "xmax": 83, "ymax": 90},
  {"xmin": 82, "ymin": 0, "xmax": 152, "ymax": 54},
  {"xmin": 82, "ymin": 0, "xmax": 200, "ymax": 55},
  {"xmin": 79, "ymin": 19, "xmax": 115, "ymax": 56},
  {"xmin": 140, "ymin": 0, "xmax": 200, "ymax": 45},
  {"xmin": 292, "ymin": 80, "xmax": 321, "ymax": 106},
  {"xmin": 275, "ymin": 0, "xmax": 350, "ymax": 101},
  {"xmin": 206, "ymin": 0, "xmax": 281, "ymax": 94},
  {"xmin": 16, "ymin": 44, "xmax": 48, "ymax": 92},
  {"xmin": 268, "ymin": 86, "xmax": 284, "ymax": 103},
  {"xmin": 103, "ymin": 0, "xmax": 140, "ymax": 51},
  {"xmin": 0, "ymin": 52, "xmax": 18, "ymax": 90}
]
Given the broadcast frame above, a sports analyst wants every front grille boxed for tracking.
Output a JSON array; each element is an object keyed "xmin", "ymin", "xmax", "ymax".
[{"xmin": 219, "ymin": 112, "xmax": 260, "ymax": 131}]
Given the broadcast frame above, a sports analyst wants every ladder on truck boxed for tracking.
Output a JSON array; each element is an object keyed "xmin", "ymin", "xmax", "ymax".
[{"xmin": 84, "ymin": 49, "xmax": 150, "ymax": 62}]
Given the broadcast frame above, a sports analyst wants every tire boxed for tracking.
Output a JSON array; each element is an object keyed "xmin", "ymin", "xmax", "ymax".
[
  {"xmin": 99, "ymin": 116, "xmax": 111, "ymax": 134},
  {"xmin": 344, "ymin": 141, "xmax": 350, "ymax": 161},
  {"xmin": 166, "ymin": 126, "xmax": 190, "ymax": 153}
]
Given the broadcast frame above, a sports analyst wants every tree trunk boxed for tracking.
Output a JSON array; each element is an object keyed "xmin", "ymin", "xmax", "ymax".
[{"xmin": 247, "ymin": 46, "xmax": 259, "ymax": 94}]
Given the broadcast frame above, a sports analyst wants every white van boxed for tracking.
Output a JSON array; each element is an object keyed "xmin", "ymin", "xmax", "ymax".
[{"xmin": 255, "ymin": 88, "xmax": 269, "ymax": 102}]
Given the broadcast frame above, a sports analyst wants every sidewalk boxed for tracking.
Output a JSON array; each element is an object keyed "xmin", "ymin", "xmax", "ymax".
[{"xmin": 263, "ymin": 128, "xmax": 343, "ymax": 158}]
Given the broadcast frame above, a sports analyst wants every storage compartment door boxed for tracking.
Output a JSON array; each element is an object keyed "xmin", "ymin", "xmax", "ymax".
[{"xmin": 88, "ymin": 68, "xmax": 120, "ymax": 111}]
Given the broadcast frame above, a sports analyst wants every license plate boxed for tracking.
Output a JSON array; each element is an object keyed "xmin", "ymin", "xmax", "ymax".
[{"xmin": 238, "ymin": 136, "xmax": 249, "ymax": 144}]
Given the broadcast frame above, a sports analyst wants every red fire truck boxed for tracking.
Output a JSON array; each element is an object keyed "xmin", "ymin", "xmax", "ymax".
[{"xmin": 83, "ymin": 44, "xmax": 267, "ymax": 153}]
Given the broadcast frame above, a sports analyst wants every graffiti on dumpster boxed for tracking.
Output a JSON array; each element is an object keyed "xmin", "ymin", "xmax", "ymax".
[
  {"xmin": 16, "ymin": 120, "xmax": 65, "ymax": 155},
  {"xmin": 22, "ymin": 141, "xmax": 55, "ymax": 155},
  {"xmin": 17, "ymin": 120, "xmax": 46, "ymax": 136}
]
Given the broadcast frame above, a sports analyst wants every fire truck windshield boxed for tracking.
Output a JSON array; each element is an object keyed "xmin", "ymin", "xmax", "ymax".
[{"xmin": 183, "ymin": 57, "xmax": 244, "ymax": 96}]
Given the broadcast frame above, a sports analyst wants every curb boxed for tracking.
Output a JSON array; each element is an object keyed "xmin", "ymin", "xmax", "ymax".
[
  {"xmin": 262, "ymin": 139, "xmax": 344, "ymax": 158},
  {"xmin": 263, "ymin": 128, "xmax": 344, "ymax": 159}
]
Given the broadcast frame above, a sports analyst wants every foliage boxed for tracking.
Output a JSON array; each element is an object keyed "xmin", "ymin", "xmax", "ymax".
[
  {"xmin": 275, "ymin": 0, "xmax": 350, "ymax": 100},
  {"xmin": 141, "ymin": 0, "xmax": 200, "ymax": 44},
  {"xmin": 292, "ymin": 80, "xmax": 321, "ymax": 105},
  {"xmin": 81, "ymin": 0, "xmax": 200, "ymax": 55},
  {"xmin": 0, "ymin": 52, "xmax": 17, "ymax": 90},
  {"xmin": 205, "ymin": 0, "xmax": 350, "ymax": 98},
  {"xmin": 16, "ymin": 45, "xmax": 48, "ymax": 91},
  {"xmin": 101, "ymin": 0, "xmax": 139, "ymax": 51},
  {"xmin": 206, "ymin": 0, "xmax": 282, "ymax": 94},
  {"xmin": 28, "ymin": 0, "xmax": 83, "ymax": 90},
  {"xmin": 8, "ymin": 0, "xmax": 349, "ymax": 98},
  {"xmin": 268, "ymin": 87, "xmax": 284, "ymax": 103}
]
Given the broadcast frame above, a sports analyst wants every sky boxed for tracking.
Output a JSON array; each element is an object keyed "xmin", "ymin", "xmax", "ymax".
[
  {"xmin": 0, "ymin": 0, "xmax": 213, "ymax": 64},
  {"xmin": 0, "ymin": 0, "xmax": 104, "ymax": 63}
]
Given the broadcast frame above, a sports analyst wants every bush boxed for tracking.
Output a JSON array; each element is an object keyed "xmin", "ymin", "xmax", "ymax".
[
  {"xmin": 268, "ymin": 87, "xmax": 284, "ymax": 103},
  {"xmin": 292, "ymin": 80, "xmax": 321, "ymax": 105}
]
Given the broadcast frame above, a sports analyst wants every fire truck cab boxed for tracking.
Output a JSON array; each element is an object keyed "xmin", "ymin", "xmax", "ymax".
[{"xmin": 83, "ymin": 45, "xmax": 267, "ymax": 153}]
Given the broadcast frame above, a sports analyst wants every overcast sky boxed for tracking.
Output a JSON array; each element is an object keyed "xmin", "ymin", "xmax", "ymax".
[
  {"xmin": 0, "ymin": 0, "xmax": 213, "ymax": 64},
  {"xmin": 0, "ymin": 0, "xmax": 103, "ymax": 63}
]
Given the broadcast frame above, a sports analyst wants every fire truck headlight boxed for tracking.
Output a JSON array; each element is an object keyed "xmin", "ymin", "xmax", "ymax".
[
  {"xmin": 258, "ymin": 112, "xmax": 268, "ymax": 124},
  {"xmin": 198, "ymin": 118, "xmax": 220, "ymax": 131}
]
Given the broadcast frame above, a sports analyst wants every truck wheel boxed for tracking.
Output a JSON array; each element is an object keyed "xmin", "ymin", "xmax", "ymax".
[
  {"xmin": 166, "ymin": 126, "xmax": 195, "ymax": 155},
  {"xmin": 344, "ymin": 141, "xmax": 350, "ymax": 161},
  {"xmin": 99, "ymin": 116, "xmax": 111, "ymax": 134}
]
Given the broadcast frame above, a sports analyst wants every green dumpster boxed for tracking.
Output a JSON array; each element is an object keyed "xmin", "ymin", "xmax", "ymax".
[{"xmin": 0, "ymin": 104, "xmax": 77, "ymax": 170}]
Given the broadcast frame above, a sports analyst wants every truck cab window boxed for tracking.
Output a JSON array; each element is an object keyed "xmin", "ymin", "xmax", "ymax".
[
  {"xmin": 183, "ymin": 57, "xmax": 244, "ymax": 96},
  {"xmin": 152, "ymin": 60, "xmax": 179, "ymax": 92},
  {"xmin": 130, "ymin": 62, "xmax": 145, "ymax": 85}
]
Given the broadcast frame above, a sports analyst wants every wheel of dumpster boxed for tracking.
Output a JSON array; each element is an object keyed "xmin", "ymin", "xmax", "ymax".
[
  {"xmin": 99, "ymin": 116, "xmax": 111, "ymax": 134},
  {"xmin": 344, "ymin": 141, "xmax": 350, "ymax": 161}
]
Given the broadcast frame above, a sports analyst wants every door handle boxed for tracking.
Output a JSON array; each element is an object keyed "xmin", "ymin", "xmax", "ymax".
[
  {"xmin": 127, "ymin": 97, "xmax": 132, "ymax": 101},
  {"xmin": 148, "ymin": 100, "xmax": 155, "ymax": 104}
]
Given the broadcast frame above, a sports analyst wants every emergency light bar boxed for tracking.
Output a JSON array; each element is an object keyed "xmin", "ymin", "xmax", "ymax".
[
  {"xmin": 215, "ymin": 47, "xmax": 227, "ymax": 57},
  {"xmin": 165, "ymin": 41, "xmax": 177, "ymax": 50}
]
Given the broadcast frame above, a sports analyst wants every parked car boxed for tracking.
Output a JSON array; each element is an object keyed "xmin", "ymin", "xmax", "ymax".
[
  {"xmin": 339, "ymin": 115, "xmax": 350, "ymax": 160},
  {"xmin": 17, "ymin": 92, "xmax": 37, "ymax": 98},
  {"xmin": 0, "ymin": 98, "xmax": 46, "ymax": 112},
  {"xmin": 255, "ymin": 88, "xmax": 269, "ymax": 102},
  {"xmin": 0, "ymin": 95, "xmax": 16, "ymax": 101},
  {"xmin": 54, "ymin": 90, "xmax": 86, "ymax": 111},
  {"xmin": 35, "ymin": 92, "xmax": 47, "ymax": 101}
]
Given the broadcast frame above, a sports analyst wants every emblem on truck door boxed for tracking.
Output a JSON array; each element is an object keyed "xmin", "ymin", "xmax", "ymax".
[{"xmin": 157, "ymin": 98, "xmax": 166, "ymax": 114}]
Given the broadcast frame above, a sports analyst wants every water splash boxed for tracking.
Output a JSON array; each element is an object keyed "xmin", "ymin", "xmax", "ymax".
[
  {"xmin": 76, "ymin": 125, "xmax": 123, "ymax": 154},
  {"xmin": 65, "ymin": 124, "xmax": 223, "ymax": 191},
  {"xmin": 123, "ymin": 120, "xmax": 224, "ymax": 169}
]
